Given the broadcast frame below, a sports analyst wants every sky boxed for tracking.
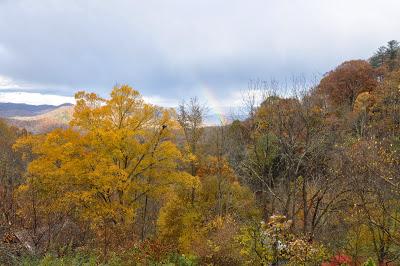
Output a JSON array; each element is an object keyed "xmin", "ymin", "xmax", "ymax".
[{"xmin": 0, "ymin": 0, "xmax": 399, "ymax": 116}]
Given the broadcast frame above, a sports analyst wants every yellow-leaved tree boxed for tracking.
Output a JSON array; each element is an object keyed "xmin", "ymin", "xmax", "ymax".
[
  {"xmin": 15, "ymin": 85, "xmax": 196, "ymax": 256},
  {"xmin": 157, "ymin": 156, "xmax": 259, "ymax": 265}
]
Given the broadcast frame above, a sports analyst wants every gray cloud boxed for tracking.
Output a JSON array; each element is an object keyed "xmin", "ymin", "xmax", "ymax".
[{"xmin": 0, "ymin": 0, "xmax": 399, "ymax": 102}]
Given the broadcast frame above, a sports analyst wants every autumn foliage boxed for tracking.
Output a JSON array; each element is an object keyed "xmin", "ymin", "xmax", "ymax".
[
  {"xmin": 318, "ymin": 60, "xmax": 378, "ymax": 107},
  {"xmin": 2, "ymin": 41, "xmax": 400, "ymax": 265}
]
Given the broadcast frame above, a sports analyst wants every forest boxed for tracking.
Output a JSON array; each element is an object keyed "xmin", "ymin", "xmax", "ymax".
[{"xmin": 1, "ymin": 40, "xmax": 400, "ymax": 266}]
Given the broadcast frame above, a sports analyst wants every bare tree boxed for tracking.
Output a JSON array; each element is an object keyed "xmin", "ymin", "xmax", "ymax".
[{"xmin": 177, "ymin": 97, "xmax": 207, "ymax": 204}]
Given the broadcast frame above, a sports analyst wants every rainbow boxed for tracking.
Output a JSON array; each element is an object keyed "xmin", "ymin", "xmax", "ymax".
[{"xmin": 202, "ymin": 86, "xmax": 228, "ymax": 125}]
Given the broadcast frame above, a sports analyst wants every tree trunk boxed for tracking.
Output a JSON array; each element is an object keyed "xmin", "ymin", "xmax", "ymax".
[
  {"xmin": 141, "ymin": 194, "xmax": 148, "ymax": 241},
  {"xmin": 302, "ymin": 176, "xmax": 308, "ymax": 236}
]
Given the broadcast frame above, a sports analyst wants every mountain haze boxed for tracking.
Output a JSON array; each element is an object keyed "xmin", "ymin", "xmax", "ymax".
[{"xmin": 0, "ymin": 103, "xmax": 74, "ymax": 133}]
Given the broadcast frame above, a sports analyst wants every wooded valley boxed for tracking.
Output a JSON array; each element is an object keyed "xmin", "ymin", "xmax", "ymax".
[{"xmin": 1, "ymin": 41, "xmax": 400, "ymax": 265}]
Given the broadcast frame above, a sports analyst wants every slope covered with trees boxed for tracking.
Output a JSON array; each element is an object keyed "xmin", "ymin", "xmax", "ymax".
[{"xmin": 1, "ymin": 40, "xmax": 400, "ymax": 265}]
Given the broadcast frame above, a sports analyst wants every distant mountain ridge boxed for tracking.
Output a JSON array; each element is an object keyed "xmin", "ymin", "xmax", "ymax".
[
  {"xmin": 0, "ymin": 102, "xmax": 73, "ymax": 118},
  {"xmin": 0, "ymin": 102, "xmax": 74, "ymax": 133}
]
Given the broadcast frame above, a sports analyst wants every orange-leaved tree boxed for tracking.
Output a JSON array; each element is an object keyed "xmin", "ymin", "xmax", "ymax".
[{"xmin": 318, "ymin": 60, "xmax": 378, "ymax": 108}]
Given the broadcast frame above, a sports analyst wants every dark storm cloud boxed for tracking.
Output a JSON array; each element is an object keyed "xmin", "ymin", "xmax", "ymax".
[{"xmin": 0, "ymin": 0, "xmax": 399, "ymax": 104}]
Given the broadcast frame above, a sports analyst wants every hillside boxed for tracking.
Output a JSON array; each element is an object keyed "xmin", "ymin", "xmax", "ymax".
[
  {"xmin": 1, "ymin": 103, "xmax": 74, "ymax": 133},
  {"xmin": 0, "ymin": 102, "xmax": 72, "ymax": 117},
  {"xmin": 1, "ymin": 40, "xmax": 400, "ymax": 265}
]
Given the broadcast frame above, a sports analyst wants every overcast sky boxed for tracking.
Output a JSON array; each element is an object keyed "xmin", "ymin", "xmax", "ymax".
[{"xmin": 0, "ymin": 0, "xmax": 399, "ymax": 110}]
